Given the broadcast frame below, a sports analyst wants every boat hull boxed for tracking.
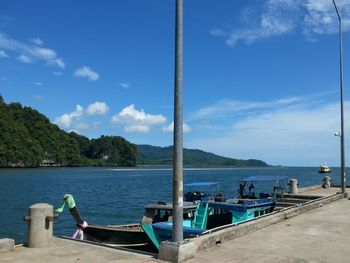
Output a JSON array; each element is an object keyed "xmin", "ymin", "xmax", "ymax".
[{"xmin": 83, "ymin": 224, "xmax": 157, "ymax": 253}]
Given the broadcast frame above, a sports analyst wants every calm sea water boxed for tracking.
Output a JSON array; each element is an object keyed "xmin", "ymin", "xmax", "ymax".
[{"xmin": 0, "ymin": 166, "xmax": 344, "ymax": 244}]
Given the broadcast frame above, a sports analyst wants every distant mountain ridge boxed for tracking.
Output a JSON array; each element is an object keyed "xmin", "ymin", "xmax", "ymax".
[{"xmin": 137, "ymin": 144, "xmax": 268, "ymax": 167}]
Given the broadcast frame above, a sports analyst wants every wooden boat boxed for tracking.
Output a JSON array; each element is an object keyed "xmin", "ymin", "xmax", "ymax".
[
  {"xmin": 83, "ymin": 223, "xmax": 154, "ymax": 252},
  {"xmin": 83, "ymin": 201, "xmax": 197, "ymax": 253},
  {"xmin": 142, "ymin": 177, "xmax": 283, "ymax": 249},
  {"xmin": 319, "ymin": 164, "xmax": 331, "ymax": 173},
  {"xmin": 143, "ymin": 197, "xmax": 277, "ymax": 249}
]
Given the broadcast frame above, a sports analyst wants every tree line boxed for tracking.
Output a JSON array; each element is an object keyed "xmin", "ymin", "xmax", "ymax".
[{"xmin": 0, "ymin": 96, "xmax": 138, "ymax": 167}]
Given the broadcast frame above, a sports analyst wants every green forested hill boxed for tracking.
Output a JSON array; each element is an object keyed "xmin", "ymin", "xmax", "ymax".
[
  {"xmin": 137, "ymin": 144, "xmax": 268, "ymax": 167},
  {"xmin": 0, "ymin": 96, "xmax": 138, "ymax": 167}
]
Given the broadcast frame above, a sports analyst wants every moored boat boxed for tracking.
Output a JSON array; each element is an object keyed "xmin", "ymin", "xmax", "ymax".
[
  {"xmin": 83, "ymin": 201, "xmax": 198, "ymax": 253},
  {"xmin": 143, "ymin": 197, "xmax": 276, "ymax": 249},
  {"xmin": 319, "ymin": 163, "xmax": 331, "ymax": 173},
  {"xmin": 142, "ymin": 176, "xmax": 288, "ymax": 249}
]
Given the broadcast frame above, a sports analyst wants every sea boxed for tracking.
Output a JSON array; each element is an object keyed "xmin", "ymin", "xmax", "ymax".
[{"xmin": 0, "ymin": 166, "xmax": 344, "ymax": 244}]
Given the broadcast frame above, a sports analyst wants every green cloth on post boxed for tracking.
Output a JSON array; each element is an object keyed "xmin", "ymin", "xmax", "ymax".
[
  {"xmin": 55, "ymin": 194, "xmax": 76, "ymax": 213},
  {"xmin": 65, "ymin": 194, "xmax": 76, "ymax": 209}
]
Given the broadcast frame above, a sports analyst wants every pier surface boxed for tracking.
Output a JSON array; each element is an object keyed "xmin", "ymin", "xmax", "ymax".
[
  {"xmin": 0, "ymin": 237, "xmax": 156, "ymax": 263},
  {"xmin": 1, "ymin": 187, "xmax": 349, "ymax": 263},
  {"xmin": 188, "ymin": 187, "xmax": 349, "ymax": 263}
]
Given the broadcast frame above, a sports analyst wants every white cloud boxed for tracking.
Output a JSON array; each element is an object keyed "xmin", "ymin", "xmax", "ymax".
[
  {"xmin": 303, "ymin": 0, "xmax": 350, "ymax": 36},
  {"xmin": 17, "ymin": 54, "xmax": 33, "ymax": 64},
  {"xmin": 187, "ymin": 94, "xmax": 350, "ymax": 166},
  {"xmin": 55, "ymin": 105, "xmax": 84, "ymax": 129},
  {"xmin": 162, "ymin": 121, "xmax": 192, "ymax": 133},
  {"xmin": 74, "ymin": 66, "xmax": 99, "ymax": 81},
  {"xmin": 125, "ymin": 125, "xmax": 150, "ymax": 133},
  {"xmin": 87, "ymin": 101, "xmax": 109, "ymax": 115},
  {"xmin": 74, "ymin": 122, "xmax": 101, "ymax": 131},
  {"xmin": 119, "ymin": 82, "xmax": 130, "ymax": 89},
  {"xmin": 111, "ymin": 104, "xmax": 166, "ymax": 133},
  {"xmin": 0, "ymin": 32, "xmax": 65, "ymax": 68},
  {"xmin": 33, "ymin": 82, "xmax": 43, "ymax": 86},
  {"xmin": 212, "ymin": 0, "xmax": 350, "ymax": 47},
  {"xmin": 54, "ymin": 101, "xmax": 109, "ymax": 131},
  {"xmin": 190, "ymin": 97, "xmax": 303, "ymax": 121},
  {"xmin": 0, "ymin": 50, "xmax": 9, "ymax": 58},
  {"xmin": 31, "ymin": 38, "xmax": 43, "ymax": 46}
]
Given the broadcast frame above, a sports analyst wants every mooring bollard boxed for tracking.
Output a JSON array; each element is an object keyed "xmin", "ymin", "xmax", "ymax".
[
  {"xmin": 288, "ymin": 179, "xmax": 298, "ymax": 194},
  {"xmin": 23, "ymin": 203, "xmax": 58, "ymax": 248},
  {"xmin": 322, "ymin": 176, "xmax": 331, "ymax": 188}
]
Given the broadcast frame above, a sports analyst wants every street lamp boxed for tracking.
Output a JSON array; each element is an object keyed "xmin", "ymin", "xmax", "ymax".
[
  {"xmin": 172, "ymin": 0, "xmax": 184, "ymax": 242},
  {"xmin": 332, "ymin": 0, "xmax": 346, "ymax": 194}
]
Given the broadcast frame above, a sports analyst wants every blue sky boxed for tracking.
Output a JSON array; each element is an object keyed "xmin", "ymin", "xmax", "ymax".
[{"xmin": 1, "ymin": 0, "xmax": 350, "ymax": 166}]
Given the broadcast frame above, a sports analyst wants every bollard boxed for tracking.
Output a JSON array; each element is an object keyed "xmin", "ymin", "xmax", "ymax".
[
  {"xmin": 288, "ymin": 179, "xmax": 298, "ymax": 194},
  {"xmin": 322, "ymin": 176, "xmax": 331, "ymax": 188},
  {"xmin": 24, "ymin": 203, "xmax": 54, "ymax": 248}
]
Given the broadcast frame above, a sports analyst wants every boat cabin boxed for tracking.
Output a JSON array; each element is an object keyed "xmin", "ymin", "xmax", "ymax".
[
  {"xmin": 141, "ymin": 201, "xmax": 197, "ymax": 224},
  {"xmin": 184, "ymin": 182, "xmax": 225, "ymax": 202}
]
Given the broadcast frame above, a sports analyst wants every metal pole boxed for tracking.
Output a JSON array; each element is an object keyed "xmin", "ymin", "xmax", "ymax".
[
  {"xmin": 333, "ymin": 0, "xmax": 346, "ymax": 194},
  {"xmin": 172, "ymin": 0, "xmax": 184, "ymax": 242}
]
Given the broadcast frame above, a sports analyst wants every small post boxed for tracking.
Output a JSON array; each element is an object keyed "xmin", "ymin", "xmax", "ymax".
[
  {"xmin": 288, "ymin": 179, "xmax": 298, "ymax": 194},
  {"xmin": 322, "ymin": 176, "xmax": 331, "ymax": 188},
  {"xmin": 25, "ymin": 203, "xmax": 54, "ymax": 248},
  {"xmin": 0, "ymin": 238, "xmax": 15, "ymax": 253}
]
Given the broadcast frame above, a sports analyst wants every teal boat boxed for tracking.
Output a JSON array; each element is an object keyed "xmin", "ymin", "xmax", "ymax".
[
  {"xmin": 142, "ymin": 198, "xmax": 276, "ymax": 250},
  {"xmin": 142, "ymin": 177, "xmax": 287, "ymax": 250}
]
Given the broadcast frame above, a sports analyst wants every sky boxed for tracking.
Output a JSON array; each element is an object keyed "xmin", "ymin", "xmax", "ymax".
[{"xmin": 1, "ymin": 0, "xmax": 350, "ymax": 167}]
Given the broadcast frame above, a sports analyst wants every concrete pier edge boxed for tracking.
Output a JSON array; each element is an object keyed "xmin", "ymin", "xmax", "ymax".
[
  {"xmin": 158, "ymin": 240, "xmax": 196, "ymax": 263},
  {"xmin": 191, "ymin": 191, "xmax": 343, "ymax": 253}
]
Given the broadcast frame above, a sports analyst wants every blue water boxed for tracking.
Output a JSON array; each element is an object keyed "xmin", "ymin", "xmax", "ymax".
[{"xmin": 0, "ymin": 166, "xmax": 344, "ymax": 244}]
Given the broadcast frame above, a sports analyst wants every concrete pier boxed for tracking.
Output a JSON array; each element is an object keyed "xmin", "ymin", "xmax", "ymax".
[
  {"xmin": 0, "ymin": 237, "xmax": 156, "ymax": 263},
  {"xmin": 187, "ymin": 187, "xmax": 350, "ymax": 263},
  {"xmin": 1, "ymin": 186, "xmax": 349, "ymax": 263}
]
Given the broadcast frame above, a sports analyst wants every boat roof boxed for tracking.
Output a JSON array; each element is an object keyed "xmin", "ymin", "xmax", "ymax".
[
  {"xmin": 144, "ymin": 201, "xmax": 197, "ymax": 210},
  {"xmin": 185, "ymin": 182, "xmax": 220, "ymax": 187},
  {"xmin": 242, "ymin": 175, "xmax": 287, "ymax": 182},
  {"xmin": 207, "ymin": 198, "xmax": 276, "ymax": 210}
]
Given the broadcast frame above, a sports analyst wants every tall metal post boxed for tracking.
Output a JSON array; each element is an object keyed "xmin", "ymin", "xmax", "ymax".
[
  {"xmin": 333, "ymin": 0, "xmax": 346, "ymax": 194},
  {"xmin": 172, "ymin": 0, "xmax": 184, "ymax": 242}
]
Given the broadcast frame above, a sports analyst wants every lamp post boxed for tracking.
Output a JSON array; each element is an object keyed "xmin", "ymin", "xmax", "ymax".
[
  {"xmin": 172, "ymin": 0, "xmax": 184, "ymax": 242},
  {"xmin": 332, "ymin": 0, "xmax": 346, "ymax": 194}
]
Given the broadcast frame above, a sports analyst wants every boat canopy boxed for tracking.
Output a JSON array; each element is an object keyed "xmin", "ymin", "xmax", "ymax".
[
  {"xmin": 144, "ymin": 201, "xmax": 197, "ymax": 211},
  {"xmin": 242, "ymin": 176, "xmax": 287, "ymax": 182},
  {"xmin": 185, "ymin": 182, "xmax": 220, "ymax": 187}
]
